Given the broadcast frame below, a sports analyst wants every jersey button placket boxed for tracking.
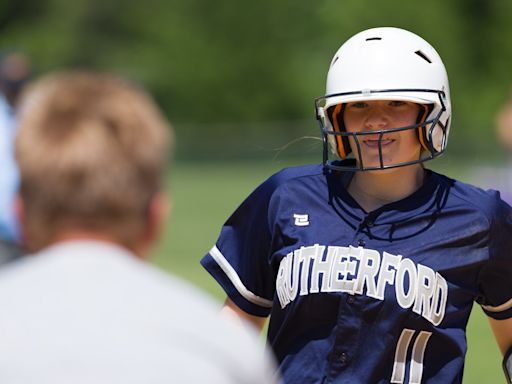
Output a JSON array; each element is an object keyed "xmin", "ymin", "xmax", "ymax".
[
  {"xmin": 326, "ymin": 291, "xmax": 361, "ymax": 381},
  {"xmin": 353, "ymin": 214, "xmax": 375, "ymax": 247}
]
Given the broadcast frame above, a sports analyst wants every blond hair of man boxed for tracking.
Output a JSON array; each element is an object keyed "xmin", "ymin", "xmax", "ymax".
[{"xmin": 16, "ymin": 71, "xmax": 169, "ymax": 254}]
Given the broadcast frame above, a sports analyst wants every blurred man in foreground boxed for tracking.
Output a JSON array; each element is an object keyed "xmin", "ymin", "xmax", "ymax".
[{"xmin": 0, "ymin": 71, "xmax": 277, "ymax": 384}]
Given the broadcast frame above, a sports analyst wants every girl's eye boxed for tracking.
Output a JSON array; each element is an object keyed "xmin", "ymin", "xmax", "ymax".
[{"xmin": 389, "ymin": 100, "xmax": 406, "ymax": 107}]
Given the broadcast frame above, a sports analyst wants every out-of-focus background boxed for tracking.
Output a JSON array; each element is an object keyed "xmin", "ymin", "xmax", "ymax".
[{"xmin": 3, "ymin": 0, "xmax": 512, "ymax": 382}]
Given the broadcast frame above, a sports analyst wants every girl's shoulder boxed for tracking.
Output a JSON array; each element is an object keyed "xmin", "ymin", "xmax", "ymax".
[
  {"xmin": 431, "ymin": 170, "xmax": 511, "ymax": 218},
  {"xmin": 255, "ymin": 164, "xmax": 327, "ymax": 194},
  {"xmin": 267, "ymin": 164, "xmax": 325, "ymax": 183}
]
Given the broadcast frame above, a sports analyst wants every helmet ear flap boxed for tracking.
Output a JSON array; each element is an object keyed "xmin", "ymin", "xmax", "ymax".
[
  {"xmin": 416, "ymin": 104, "xmax": 435, "ymax": 152},
  {"xmin": 327, "ymin": 103, "xmax": 351, "ymax": 159}
]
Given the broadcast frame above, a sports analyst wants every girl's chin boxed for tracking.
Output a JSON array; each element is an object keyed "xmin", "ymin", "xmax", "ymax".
[{"xmin": 357, "ymin": 157, "xmax": 418, "ymax": 169}]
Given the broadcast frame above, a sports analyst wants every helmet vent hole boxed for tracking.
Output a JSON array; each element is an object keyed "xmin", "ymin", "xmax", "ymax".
[
  {"xmin": 415, "ymin": 50, "xmax": 432, "ymax": 63},
  {"xmin": 365, "ymin": 37, "xmax": 382, "ymax": 41}
]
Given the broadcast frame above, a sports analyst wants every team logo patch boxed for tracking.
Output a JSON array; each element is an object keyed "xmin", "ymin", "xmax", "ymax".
[{"xmin": 294, "ymin": 214, "xmax": 310, "ymax": 226}]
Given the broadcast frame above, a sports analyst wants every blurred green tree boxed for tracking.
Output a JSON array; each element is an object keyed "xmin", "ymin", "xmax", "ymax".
[{"xmin": 1, "ymin": 0, "xmax": 512, "ymax": 160}]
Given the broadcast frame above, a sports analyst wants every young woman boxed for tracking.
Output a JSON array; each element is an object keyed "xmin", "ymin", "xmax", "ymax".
[{"xmin": 201, "ymin": 27, "xmax": 512, "ymax": 383}]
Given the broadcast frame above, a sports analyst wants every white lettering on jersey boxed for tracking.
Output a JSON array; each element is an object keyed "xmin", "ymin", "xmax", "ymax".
[
  {"xmin": 375, "ymin": 252, "xmax": 402, "ymax": 300},
  {"xmin": 413, "ymin": 265, "xmax": 436, "ymax": 320},
  {"xmin": 429, "ymin": 272, "xmax": 447, "ymax": 326},
  {"xmin": 329, "ymin": 246, "xmax": 359, "ymax": 294},
  {"xmin": 309, "ymin": 244, "xmax": 334, "ymax": 294},
  {"xmin": 354, "ymin": 248, "xmax": 379, "ymax": 297},
  {"xmin": 275, "ymin": 245, "xmax": 448, "ymax": 326},
  {"xmin": 395, "ymin": 258, "xmax": 418, "ymax": 309}
]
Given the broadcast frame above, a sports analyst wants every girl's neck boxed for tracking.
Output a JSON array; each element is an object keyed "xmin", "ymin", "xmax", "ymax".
[{"xmin": 347, "ymin": 165, "xmax": 425, "ymax": 212}]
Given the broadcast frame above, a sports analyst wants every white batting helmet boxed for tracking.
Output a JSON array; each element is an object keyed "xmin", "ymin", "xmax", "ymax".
[{"xmin": 315, "ymin": 27, "xmax": 451, "ymax": 171}]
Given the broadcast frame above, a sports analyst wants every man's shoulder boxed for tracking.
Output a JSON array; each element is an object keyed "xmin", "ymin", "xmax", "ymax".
[{"xmin": 0, "ymin": 240, "xmax": 277, "ymax": 382}]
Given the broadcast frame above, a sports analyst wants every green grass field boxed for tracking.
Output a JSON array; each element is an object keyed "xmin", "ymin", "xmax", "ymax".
[{"xmin": 151, "ymin": 159, "xmax": 503, "ymax": 384}]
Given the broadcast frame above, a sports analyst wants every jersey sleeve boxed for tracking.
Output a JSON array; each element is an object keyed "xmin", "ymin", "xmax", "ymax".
[
  {"xmin": 200, "ymin": 174, "xmax": 283, "ymax": 317},
  {"xmin": 477, "ymin": 193, "xmax": 512, "ymax": 320}
]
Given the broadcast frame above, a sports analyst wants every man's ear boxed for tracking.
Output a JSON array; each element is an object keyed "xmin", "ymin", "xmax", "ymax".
[
  {"xmin": 14, "ymin": 194, "xmax": 26, "ymax": 243},
  {"xmin": 141, "ymin": 191, "xmax": 171, "ymax": 258}
]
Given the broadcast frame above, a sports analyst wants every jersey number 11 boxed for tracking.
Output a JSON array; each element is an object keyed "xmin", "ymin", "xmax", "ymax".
[{"xmin": 391, "ymin": 328, "xmax": 432, "ymax": 384}]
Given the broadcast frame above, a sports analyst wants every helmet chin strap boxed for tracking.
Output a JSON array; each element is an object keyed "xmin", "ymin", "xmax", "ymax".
[
  {"xmin": 328, "ymin": 103, "xmax": 350, "ymax": 159},
  {"xmin": 416, "ymin": 104, "xmax": 434, "ymax": 152}
]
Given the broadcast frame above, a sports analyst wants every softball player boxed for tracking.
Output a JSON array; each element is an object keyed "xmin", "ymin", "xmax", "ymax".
[{"xmin": 201, "ymin": 27, "xmax": 512, "ymax": 383}]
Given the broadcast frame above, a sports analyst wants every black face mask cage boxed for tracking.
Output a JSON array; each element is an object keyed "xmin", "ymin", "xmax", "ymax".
[{"xmin": 314, "ymin": 89, "xmax": 447, "ymax": 172}]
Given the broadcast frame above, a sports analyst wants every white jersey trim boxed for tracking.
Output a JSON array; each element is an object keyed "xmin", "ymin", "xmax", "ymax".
[
  {"xmin": 481, "ymin": 297, "xmax": 512, "ymax": 313},
  {"xmin": 209, "ymin": 245, "xmax": 273, "ymax": 308}
]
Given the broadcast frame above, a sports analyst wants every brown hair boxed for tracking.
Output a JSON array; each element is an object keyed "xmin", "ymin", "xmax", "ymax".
[{"xmin": 16, "ymin": 71, "xmax": 172, "ymax": 250}]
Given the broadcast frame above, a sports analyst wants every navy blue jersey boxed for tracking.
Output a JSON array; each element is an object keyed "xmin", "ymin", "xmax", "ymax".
[{"xmin": 201, "ymin": 164, "xmax": 512, "ymax": 383}]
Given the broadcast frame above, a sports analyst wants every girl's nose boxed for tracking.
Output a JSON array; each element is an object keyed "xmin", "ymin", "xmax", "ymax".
[{"xmin": 364, "ymin": 107, "xmax": 389, "ymax": 130}]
